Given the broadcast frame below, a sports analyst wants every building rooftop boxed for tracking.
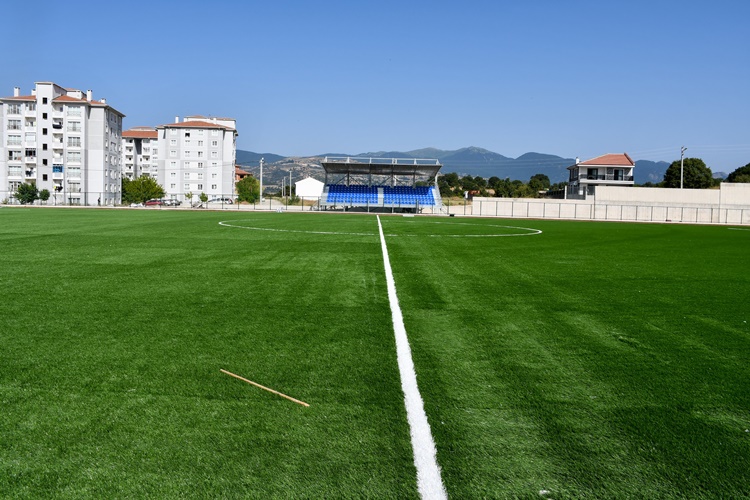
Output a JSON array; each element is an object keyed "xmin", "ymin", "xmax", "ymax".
[{"xmin": 577, "ymin": 153, "xmax": 635, "ymax": 167}]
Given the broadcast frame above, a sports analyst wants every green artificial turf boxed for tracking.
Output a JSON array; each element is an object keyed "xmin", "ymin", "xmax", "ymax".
[{"xmin": 1, "ymin": 209, "xmax": 749, "ymax": 498}]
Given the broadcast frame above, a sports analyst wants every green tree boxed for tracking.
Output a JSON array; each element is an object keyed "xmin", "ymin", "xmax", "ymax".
[
  {"xmin": 663, "ymin": 158, "xmax": 713, "ymax": 189},
  {"xmin": 199, "ymin": 192, "xmax": 208, "ymax": 207},
  {"xmin": 185, "ymin": 191, "xmax": 194, "ymax": 206},
  {"xmin": 529, "ymin": 173, "xmax": 551, "ymax": 191},
  {"xmin": 39, "ymin": 189, "xmax": 50, "ymax": 204},
  {"xmin": 236, "ymin": 176, "xmax": 260, "ymax": 203},
  {"xmin": 726, "ymin": 163, "xmax": 750, "ymax": 183},
  {"xmin": 122, "ymin": 175, "xmax": 165, "ymax": 203},
  {"xmin": 16, "ymin": 183, "xmax": 38, "ymax": 205}
]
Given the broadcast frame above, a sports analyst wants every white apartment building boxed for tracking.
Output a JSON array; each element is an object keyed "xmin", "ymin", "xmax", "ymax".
[
  {"xmin": 156, "ymin": 116, "xmax": 237, "ymax": 202},
  {"xmin": 0, "ymin": 82, "xmax": 124, "ymax": 205},
  {"xmin": 122, "ymin": 127, "xmax": 158, "ymax": 180}
]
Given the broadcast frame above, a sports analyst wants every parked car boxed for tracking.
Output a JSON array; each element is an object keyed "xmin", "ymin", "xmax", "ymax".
[
  {"xmin": 208, "ymin": 197, "xmax": 233, "ymax": 204},
  {"xmin": 145, "ymin": 199, "xmax": 163, "ymax": 206},
  {"xmin": 130, "ymin": 202, "xmax": 144, "ymax": 208},
  {"xmin": 162, "ymin": 199, "xmax": 181, "ymax": 206}
]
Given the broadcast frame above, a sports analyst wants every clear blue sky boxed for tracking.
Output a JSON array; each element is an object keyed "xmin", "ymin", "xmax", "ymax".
[{"xmin": 4, "ymin": 0, "xmax": 749, "ymax": 172}]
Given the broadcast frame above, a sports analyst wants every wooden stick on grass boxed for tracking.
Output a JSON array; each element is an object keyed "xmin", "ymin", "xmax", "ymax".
[{"xmin": 220, "ymin": 369, "xmax": 310, "ymax": 407}]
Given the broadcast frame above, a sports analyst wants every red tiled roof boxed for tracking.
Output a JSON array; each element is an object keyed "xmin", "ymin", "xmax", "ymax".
[
  {"xmin": 235, "ymin": 166, "xmax": 251, "ymax": 175},
  {"xmin": 1, "ymin": 95, "xmax": 36, "ymax": 101},
  {"xmin": 53, "ymin": 95, "xmax": 87, "ymax": 103},
  {"xmin": 578, "ymin": 153, "xmax": 634, "ymax": 167},
  {"xmin": 157, "ymin": 120, "xmax": 234, "ymax": 130},
  {"xmin": 123, "ymin": 129, "xmax": 158, "ymax": 139}
]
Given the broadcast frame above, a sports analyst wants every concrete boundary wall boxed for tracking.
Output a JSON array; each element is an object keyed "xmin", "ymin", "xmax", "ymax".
[{"xmin": 468, "ymin": 183, "xmax": 750, "ymax": 225}]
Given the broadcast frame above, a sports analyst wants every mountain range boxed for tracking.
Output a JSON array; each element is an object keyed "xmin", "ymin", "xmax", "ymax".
[{"xmin": 236, "ymin": 147, "xmax": 672, "ymax": 185}]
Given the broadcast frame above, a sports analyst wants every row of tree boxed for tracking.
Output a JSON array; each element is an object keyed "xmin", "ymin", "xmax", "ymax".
[{"xmin": 437, "ymin": 160, "xmax": 750, "ymax": 198}]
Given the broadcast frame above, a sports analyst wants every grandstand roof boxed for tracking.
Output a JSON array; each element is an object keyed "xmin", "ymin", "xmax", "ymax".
[{"xmin": 321, "ymin": 157, "xmax": 442, "ymax": 178}]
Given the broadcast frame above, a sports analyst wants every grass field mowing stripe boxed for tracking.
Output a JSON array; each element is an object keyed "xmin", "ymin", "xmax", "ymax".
[{"xmin": 376, "ymin": 215, "xmax": 448, "ymax": 500}]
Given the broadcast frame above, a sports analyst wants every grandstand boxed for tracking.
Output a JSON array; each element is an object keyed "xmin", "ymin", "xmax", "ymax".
[{"xmin": 320, "ymin": 157, "xmax": 444, "ymax": 213}]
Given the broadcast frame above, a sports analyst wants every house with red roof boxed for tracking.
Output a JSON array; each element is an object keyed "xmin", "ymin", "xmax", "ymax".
[{"xmin": 567, "ymin": 153, "xmax": 635, "ymax": 198}]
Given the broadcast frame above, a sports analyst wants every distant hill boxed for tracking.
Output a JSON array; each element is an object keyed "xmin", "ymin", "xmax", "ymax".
[
  {"xmin": 634, "ymin": 160, "xmax": 669, "ymax": 184},
  {"xmin": 236, "ymin": 148, "xmax": 670, "ymax": 184},
  {"xmin": 236, "ymin": 150, "xmax": 285, "ymax": 167}
]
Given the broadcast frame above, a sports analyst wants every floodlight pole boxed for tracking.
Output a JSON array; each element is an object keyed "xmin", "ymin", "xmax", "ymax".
[
  {"xmin": 259, "ymin": 157, "xmax": 264, "ymax": 201},
  {"xmin": 680, "ymin": 146, "xmax": 687, "ymax": 189}
]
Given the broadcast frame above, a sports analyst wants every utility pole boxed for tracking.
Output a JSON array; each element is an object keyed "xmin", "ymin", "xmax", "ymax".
[
  {"xmin": 680, "ymin": 146, "xmax": 687, "ymax": 189},
  {"xmin": 259, "ymin": 157, "xmax": 264, "ymax": 201}
]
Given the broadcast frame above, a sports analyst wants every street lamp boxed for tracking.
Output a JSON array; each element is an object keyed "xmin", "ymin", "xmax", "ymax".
[
  {"xmin": 259, "ymin": 157, "xmax": 264, "ymax": 201},
  {"xmin": 680, "ymin": 146, "xmax": 687, "ymax": 189}
]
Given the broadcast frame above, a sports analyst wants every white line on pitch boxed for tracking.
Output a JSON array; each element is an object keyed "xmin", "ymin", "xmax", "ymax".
[{"xmin": 376, "ymin": 215, "xmax": 448, "ymax": 500}]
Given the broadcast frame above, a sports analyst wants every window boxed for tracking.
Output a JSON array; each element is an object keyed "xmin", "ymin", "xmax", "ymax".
[
  {"xmin": 27, "ymin": 102, "xmax": 36, "ymax": 112},
  {"xmin": 184, "ymin": 183, "xmax": 189, "ymax": 190},
  {"xmin": 9, "ymin": 166, "xmax": 22, "ymax": 176},
  {"xmin": 25, "ymin": 149, "xmax": 36, "ymax": 158},
  {"xmin": 8, "ymin": 150, "xmax": 22, "ymax": 161},
  {"xmin": 67, "ymin": 151, "xmax": 81, "ymax": 163},
  {"xmin": 25, "ymin": 119, "xmax": 36, "ymax": 128},
  {"xmin": 184, "ymin": 132, "xmax": 190, "ymax": 138},
  {"xmin": 25, "ymin": 132, "xmax": 36, "ymax": 142},
  {"xmin": 197, "ymin": 151, "xmax": 203, "ymax": 158},
  {"xmin": 43, "ymin": 174, "xmax": 48, "ymax": 181},
  {"xmin": 43, "ymin": 144, "xmax": 47, "ymax": 151},
  {"xmin": 170, "ymin": 172, "xmax": 176, "ymax": 178},
  {"xmin": 197, "ymin": 184, "xmax": 203, "ymax": 190},
  {"xmin": 197, "ymin": 173, "xmax": 203, "ymax": 180},
  {"xmin": 68, "ymin": 121, "xmax": 81, "ymax": 132},
  {"xmin": 184, "ymin": 172, "xmax": 190, "ymax": 179},
  {"xmin": 8, "ymin": 120, "xmax": 21, "ymax": 130},
  {"xmin": 211, "ymin": 140, "xmax": 218, "ymax": 147},
  {"xmin": 211, "ymin": 173, "xmax": 217, "ymax": 179},
  {"xmin": 185, "ymin": 139, "xmax": 191, "ymax": 145},
  {"xmin": 68, "ymin": 137, "xmax": 81, "ymax": 147},
  {"xmin": 171, "ymin": 183, "xmax": 176, "ymax": 189},
  {"xmin": 211, "ymin": 130, "xmax": 218, "ymax": 136},
  {"xmin": 170, "ymin": 161, "xmax": 177, "ymax": 168},
  {"xmin": 53, "ymin": 165, "xmax": 64, "ymax": 173},
  {"xmin": 170, "ymin": 150, "xmax": 176, "ymax": 157},
  {"xmin": 7, "ymin": 135, "xmax": 21, "ymax": 145},
  {"xmin": 42, "ymin": 159, "xmax": 47, "ymax": 165},
  {"xmin": 211, "ymin": 162, "xmax": 218, "ymax": 168},
  {"xmin": 67, "ymin": 167, "xmax": 81, "ymax": 178},
  {"xmin": 67, "ymin": 106, "xmax": 81, "ymax": 117},
  {"xmin": 170, "ymin": 129, "xmax": 178, "ymax": 136},
  {"xmin": 170, "ymin": 139, "xmax": 176, "ymax": 146},
  {"xmin": 42, "ymin": 97, "xmax": 48, "ymax": 104},
  {"xmin": 211, "ymin": 151, "xmax": 218, "ymax": 158},
  {"xmin": 197, "ymin": 141, "xmax": 203, "ymax": 146},
  {"xmin": 185, "ymin": 151, "xmax": 191, "ymax": 157},
  {"xmin": 42, "ymin": 112, "xmax": 48, "ymax": 119},
  {"xmin": 197, "ymin": 129, "xmax": 204, "ymax": 135},
  {"xmin": 42, "ymin": 128, "xmax": 47, "ymax": 135},
  {"xmin": 8, "ymin": 103, "xmax": 22, "ymax": 114},
  {"xmin": 184, "ymin": 161, "xmax": 190, "ymax": 168},
  {"xmin": 211, "ymin": 184, "xmax": 217, "ymax": 190}
]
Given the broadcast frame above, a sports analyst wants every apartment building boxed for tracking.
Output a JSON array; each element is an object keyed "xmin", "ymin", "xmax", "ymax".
[
  {"xmin": 122, "ymin": 127, "xmax": 158, "ymax": 180},
  {"xmin": 0, "ymin": 82, "xmax": 124, "ymax": 205},
  {"xmin": 156, "ymin": 116, "xmax": 237, "ymax": 202}
]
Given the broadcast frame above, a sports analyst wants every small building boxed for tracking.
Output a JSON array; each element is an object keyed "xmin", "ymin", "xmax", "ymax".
[
  {"xmin": 122, "ymin": 127, "xmax": 158, "ymax": 180},
  {"xmin": 235, "ymin": 166, "xmax": 251, "ymax": 182},
  {"xmin": 567, "ymin": 153, "xmax": 635, "ymax": 199},
  {"xmin": 295, "ymin": 177, "xmax": 324, "ymax": 200}
]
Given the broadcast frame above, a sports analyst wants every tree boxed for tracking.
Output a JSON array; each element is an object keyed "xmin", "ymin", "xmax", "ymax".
[
  {"xmin": 726, "ymin": 163, "xmax": 750, "ymax": 183},
  {"xmin": 16, "ymin": 183, "xmax": 38, "ymax": 205},
  {"xmin": 199, "ymin": 192, "xmax": 208, "ymax": 207},
  {"xmin": 122, "ymin": 175, "xmax": 165, "ymax": 203},
  {"xmin": 185, "ymin": 191, "xmax": 194, "ymax": 206},
  {"xmin": 529, "ymin": 173, "xmax": 551, "ymax": 191},
  {"xmin": 39, "ymin": 189, "xmax": 50, "ymax": 204},
  {"xmin": 663, "ymin": 158, "xmax": 713, "ymax": 189},
  {"xmin": 236, "ymin": 176, "xmax": 260, "ymax": 203}
]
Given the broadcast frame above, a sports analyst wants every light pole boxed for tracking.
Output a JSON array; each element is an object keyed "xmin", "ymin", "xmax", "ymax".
[
  {"xmin": 680, "ymin": 146, "xmax": 687, "ymax": 189},
  {"xmin": 259, "ymin": 157, "xmax": 264, "ymax": 201}
]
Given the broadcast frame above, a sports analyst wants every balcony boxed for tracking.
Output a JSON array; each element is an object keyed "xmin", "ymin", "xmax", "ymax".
[
  {"xmin": 52, "ymin": 172, "xmax": 64, "ymax": 180},
  {"xmin": 52, "ymin": 122, "xmax": 63, "ymax": 129},
  {"xmin": 25, "ymin": 169, "xmax": 36, "ymax": 178},
  {"xmin": 25, "ymin": 156, "xmax": 37, "ymax": 163},
  {"xmin": 571, "ymin": 174, "xmax": 634, "ymax": 183}
]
